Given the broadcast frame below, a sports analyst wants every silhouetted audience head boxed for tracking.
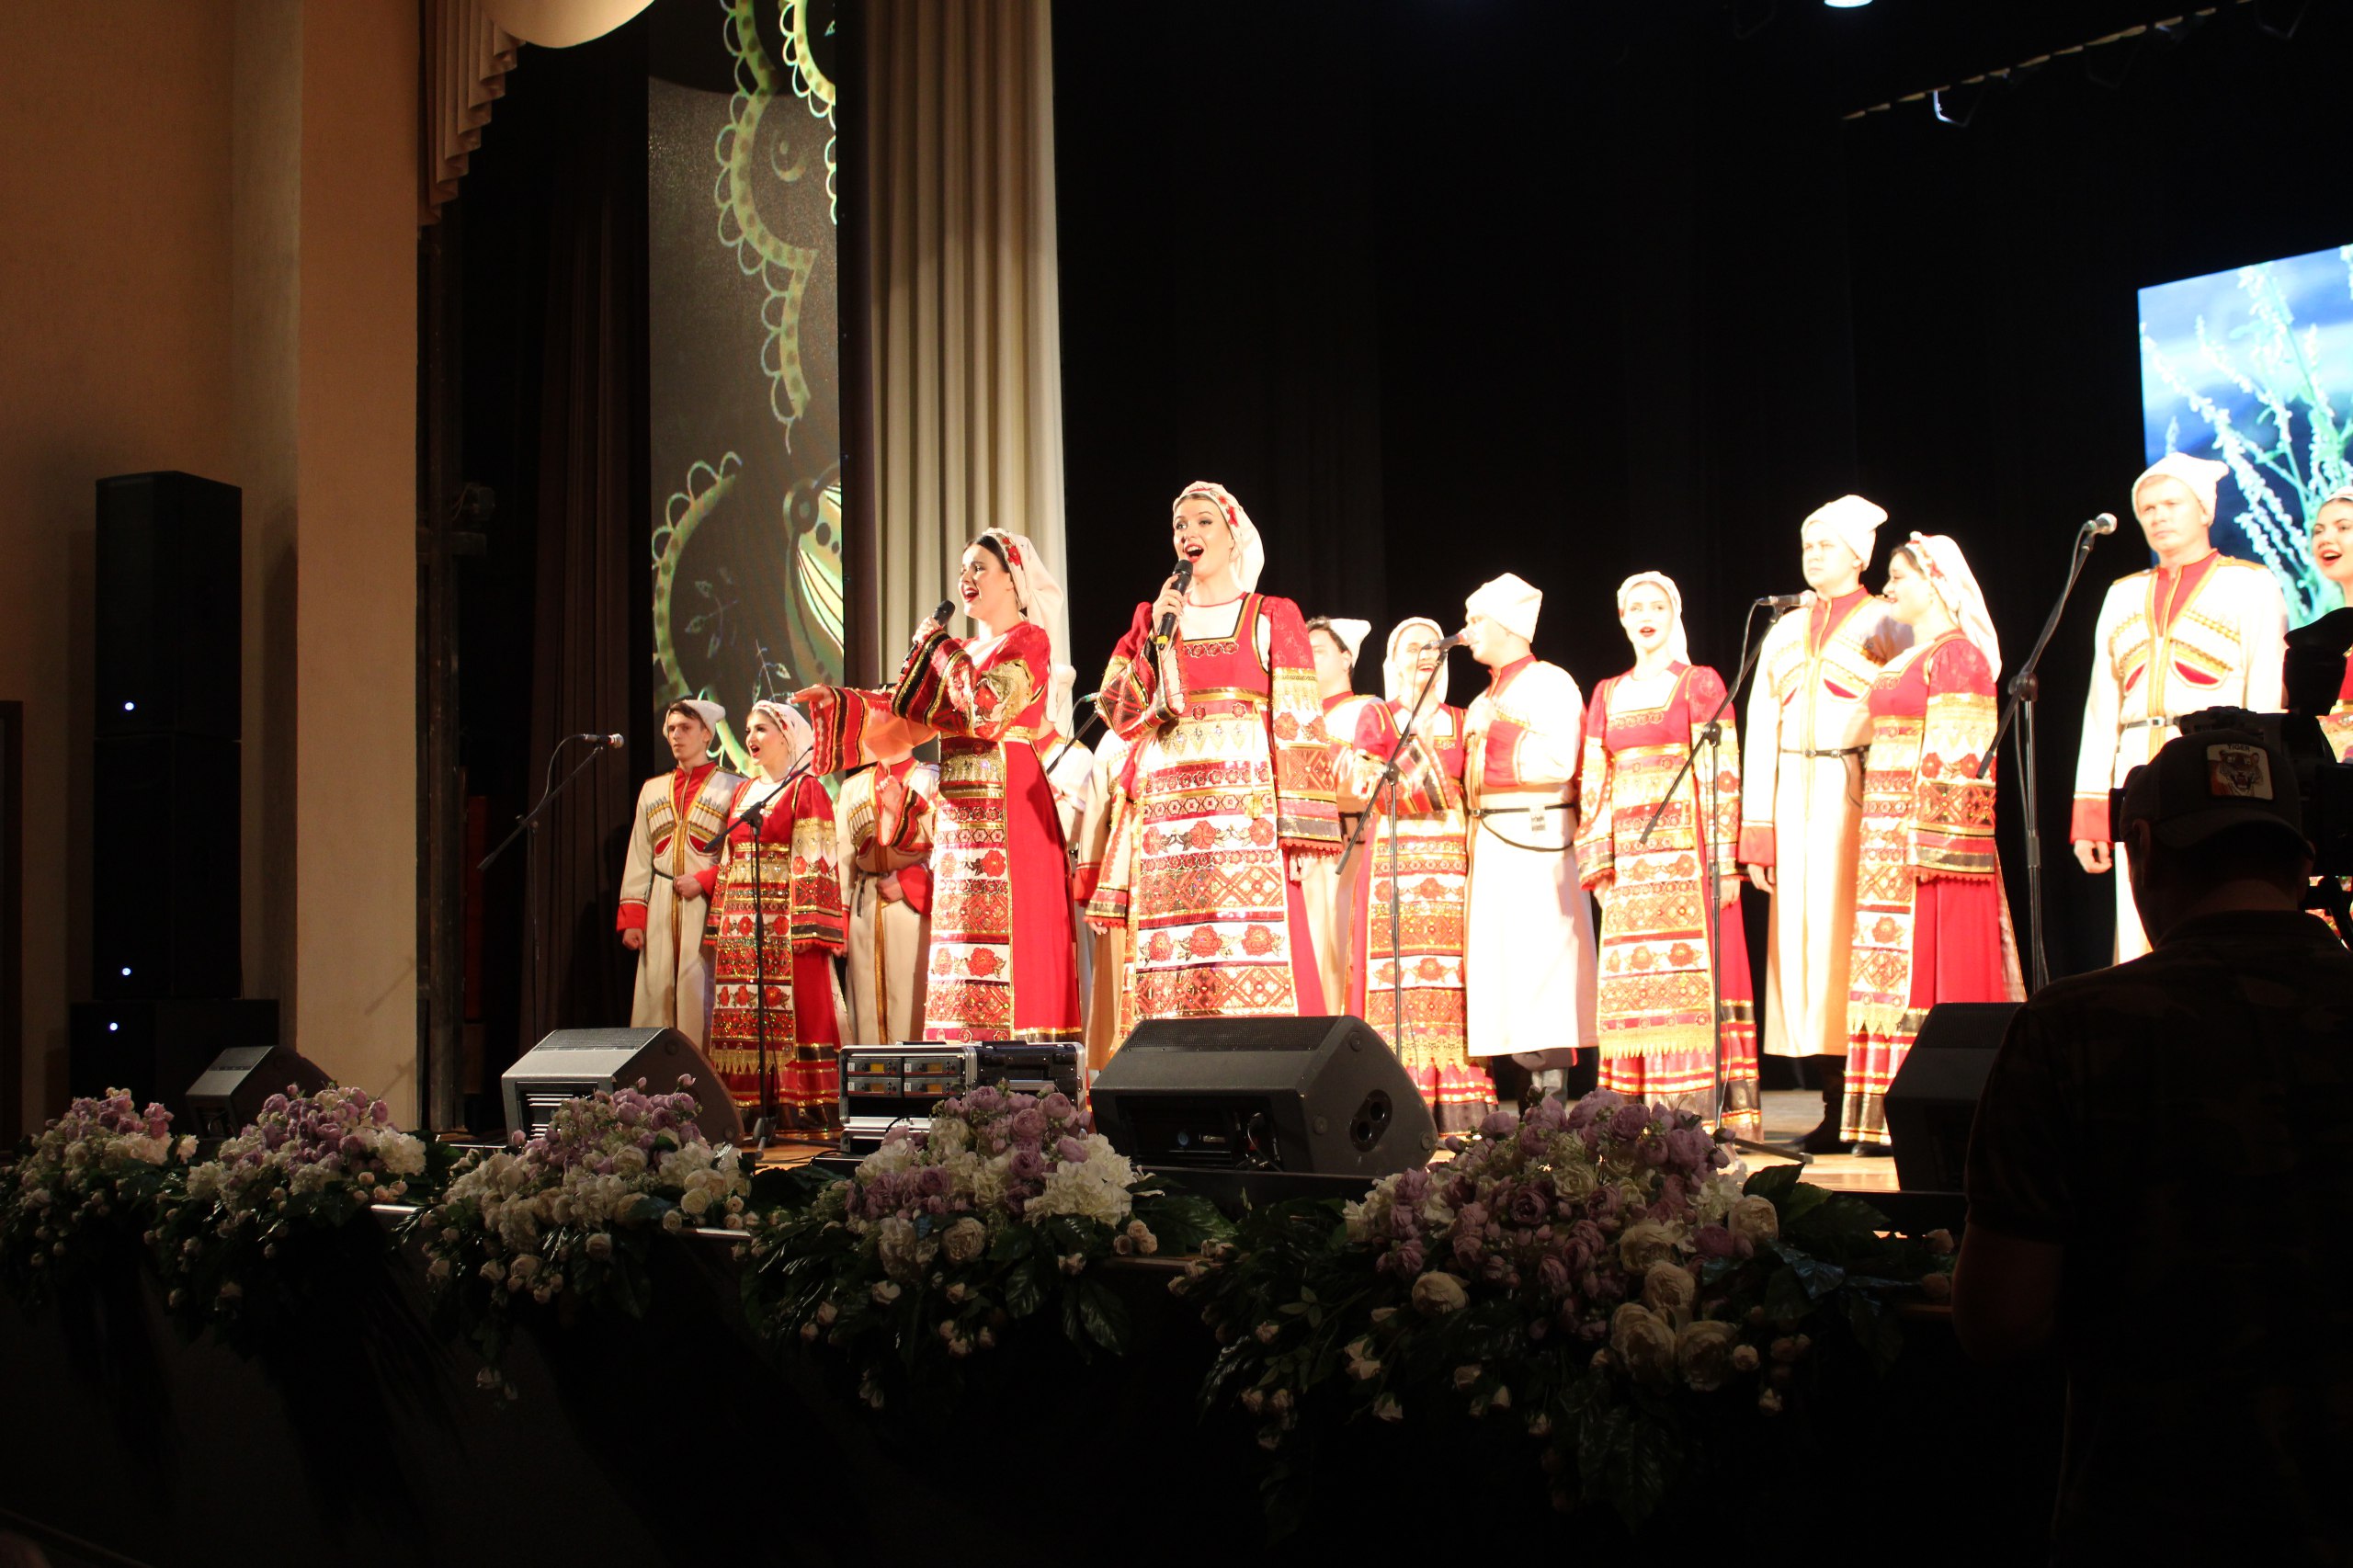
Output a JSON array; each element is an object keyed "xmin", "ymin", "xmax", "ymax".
[{"xmin": 2120, "ymin": 724, "xmax": 2313, "ymax": 941}]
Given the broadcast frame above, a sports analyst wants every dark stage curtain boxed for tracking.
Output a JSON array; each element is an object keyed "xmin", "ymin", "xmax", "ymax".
[{"xmin": 519, "ymin": 56, "xmax": 652, "ymax": 1049}]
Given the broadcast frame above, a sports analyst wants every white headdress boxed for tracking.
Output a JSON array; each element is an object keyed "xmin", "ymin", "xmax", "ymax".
[
  {"xmin": 1614, "ymin": 571, "xmax": 1690, "ymax": 667},
  {"xmin": 979, "ymin": 528, "xmax": 1069, "ymax": 680},
  {"xmin": 1322, "ymin": 618, "xmax": 1372, "ymax": 665},
  {"xmin": 674, "ymin": 699, "xmax": 725, "ymax": 742},
  {"xmin": 745, "ymin": 698, "xmax": 813, "ymax": 778},
  {"xmin": 1903, "ymin": 533, "xmax": 2002, "ymax": 681},
  {"xmin": 1802, "ymin": 494, "xmax": 1888, "ymax": 569},
  {"xmin": 1174, "ymin": 481, "xmax": 1265, "ymax": 593},
  {"xmin": 1383, "ymin": 618, "xmax": 1451, "ymax": 711},
  {"xmin": 2133, "ymin": 452, "xmax": 2230, "ymax": 517},
  {"xmin": 1464, "ymin": 572, "xmax": 1542, "ymax": 642}
]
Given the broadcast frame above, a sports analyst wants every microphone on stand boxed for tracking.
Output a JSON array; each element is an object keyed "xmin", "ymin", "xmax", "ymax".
[
  {"xmin": 1433, "ymin": 628, "xmax": 1470, "ymax": 651},
  {"xmin": 2085, "ymin": 512, "xmax": 2120, "ymax": 535},
  {"xmin": 565, "ymin": 732, "xmax": 626, "ymax": 749},
  {"xmin": 1755, "ymin": 590, "xmax": 1818, "ymax": 610},
  {"xmin": 1153, "ymin": 560, "xmax": 1194, "ymax": 650}
]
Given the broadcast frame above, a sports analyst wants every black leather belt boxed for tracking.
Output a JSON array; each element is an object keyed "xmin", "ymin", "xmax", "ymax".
[{"xmin": 1779, "ymin": 745, "xmax": 1867, "ymax": 759}]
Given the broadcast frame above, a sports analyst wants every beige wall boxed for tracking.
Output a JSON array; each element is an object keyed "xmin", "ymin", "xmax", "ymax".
[{"xmin": 0, "ymin": 0, "xmax": 419, "ymax": 1134}]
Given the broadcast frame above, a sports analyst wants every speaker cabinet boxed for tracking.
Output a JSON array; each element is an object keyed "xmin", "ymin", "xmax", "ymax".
[
  {"xmin": 502, "ymin": 1027, "xmax": 746, "ymax": 1144},
  {"xmin": 1885, "ymin": 1001, "xmax": 2019, "ymax": 1193},
  {"xmin": 184, "ymin": 1044, "xmax": 333, "ymax": 1139},
  {"xmin": 1091, "ymin": 1016, "xmax": 1438, "ymax": 1178},
  {"xmin": 91, "ymin": 731, "xmax": 241, "ymax": 999},
  {"xmin": 68, "ymin": 998, "xmax": 281, "ymax": 1116},
  {"xmin": 96, "ymin": 472, "xmax": 242, "ymax": 741}
]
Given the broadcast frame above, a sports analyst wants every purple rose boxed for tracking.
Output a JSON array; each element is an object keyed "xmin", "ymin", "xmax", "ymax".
[
  {"xmin": 1608, "ymin": 1103, "xmax": 1652, "ymax": 1142},
  {"xmin": 1505, "ymin": 1186, "xmax": 1550, "ymax": 1228},
  {"xmin": 1529, "ymin": 1096, "xmax": 1568, "ymax": 1133},
  {"xmin": 1009, "ymin": 1108, "xmax": 1048, "ymax": 1144},
  {"xmin": 1445, "ymin": 1175, "xmax": 1479, "ymax": 1208},
  {"xmin": 1664, "ymin": 1126, "xmax": 1712, "ymax": 1172},
  {"xmin": 1452, "ymin": 1233, "xmax": 1484, "ymax": 1268},
  {"xmin": 1692, "ymin": 1224, "xmax": 1736, "ymax": 1259},
  {"xmin": 1537, "ymin": 1256, "xmax": 1571, "ymax": 1297},
  {"xmin": 912, "ymin": 1166, "xmax": 951, "ymax": 1199},
  {"xmin": 1040, "ymin": 1092, "xmax": 1074, "ymax": 1119},
  {"xmin": 1007, "ymin": 1147, "xmax": 1046, "ymax": 1182},
  {"xmin": 1567, "ymin": 1090, "xmax": 1621, "ymax": 1131},
  {"xmin": 1392, "ymin": 1167, "xmax": 1433, "ymax": 1205},
  {"xmin": 1055, "ymin": 1136, "xmax": 1089, "ymax": 1164},
  {"xmin": 1479, "ymin": 1110, "xmax": 1518, "ymax": 1141},
  {"xmin": 1393, "ymin": 1241, "xmax": 1425, "ymax": 1276}
]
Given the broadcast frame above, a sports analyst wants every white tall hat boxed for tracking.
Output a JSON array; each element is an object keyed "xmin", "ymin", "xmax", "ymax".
[
  {"xmin": 676, "ymin": 699, "xmax": 725, "ymax": 733},
  {"xmin": 1802, "ymin": 494, "xmax": 1888, "ymax": 568},
  {"xmin": 2134, "ymin": 452, "xmax": 2230, "ymax": 517},
  {"xmin": 1324, "ymin": 618, "xmax": 1372, "ymax": 665},
  {"xmin": 1464, "ymin": 572, "xmax": 1543, "ymax": 642}
]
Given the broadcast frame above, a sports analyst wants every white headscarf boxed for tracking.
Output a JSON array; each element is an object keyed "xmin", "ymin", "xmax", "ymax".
[
  {"xmin": 1902, "ymin": 533, "xmax": 2001, "ymax": 681},
  {"xmin": 1802, "ymin": 494, "xmax": 1888, "ymax": 570},
  {"xmin": 1322, "ymin": 618, "xmax": 1372, "ymax": 665},
  {"xmin": 1614, "ymin": 571, "xmax": 1690, "ymax": 667},
  {"xmin": 745, "ymin": 698, "xmax": 813, "ymax": 778},
  {"xmin": 1464, "ymin": 572, "xmax": 1543, "ymax": 642},
  {"xmin": 1173, "ymin": 481, "xmax": 1265, "ymax": 593},
  {"xmin": 1383, "ymin": 617, "xmax": 1451, "ymax": 712},
  {"xmin": 2134, "ymin": 452, "xmax": 2230, "ymax": 517},
  {"xmin": 979, "ymin": 528, "xmax": 1069, "ymax": 681}
]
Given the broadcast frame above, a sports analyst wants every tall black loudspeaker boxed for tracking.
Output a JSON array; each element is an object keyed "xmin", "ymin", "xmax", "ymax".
[
  {"xmin": 1091, "ymin": 1016, "xmax": 1438, "ymax": 1178},
  {"xmin": 93, "ymin": 733, "xmax": 241, "ymax": 999},
  {"xmin": 1885, "ymin": 1002, "xmax": 2019, "ymax": 1193},
  {"xmin": 91, "ymin": 472, "xmax": 243, "ymax": 1000},
  {"xmin": 96, "ymin": 472, "xmax": 242, "ymax": 741}
]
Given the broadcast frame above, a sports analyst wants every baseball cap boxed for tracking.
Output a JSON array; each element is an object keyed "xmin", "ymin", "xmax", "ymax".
[{"xmin": 2120, "ymin": 725, "xmax": 2308, "ymax": 850}]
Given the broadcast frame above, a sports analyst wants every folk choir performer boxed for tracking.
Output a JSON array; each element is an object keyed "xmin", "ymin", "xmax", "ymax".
[
  {"xmin": 1303, "ymin": 616, "xmax": 1376, "ymax": 1020},
  {"xmin": 2308, "ymin": 484, "xmax": 2353, "ymax": 761},
  {"xmin": 2072, "ymin": 453, "xmax": 2287, "ymax": 960},
  {"xmin": 1843, "ymin": 536, "xmax": 2020, "ymax": 1147},
  {"xmin": 1087, "ymin": 482, "xmax": 1342, "ymax": 1021},
  {"xmin": 617, "ymin": 699, "xmax": 745, "ymax": 1050},
  {"xmin": 1742, "ymin": 495, "xmax": 1889, "ymax": 1153},
  {"xmin": 832, "ymin": 729, "xmax": 938, "ymax": 1045},
  {"xmin": 703, "ymin": 699, "xmax": 846, "ymax": 1120},
  {"xmin": 1574, "ymin": 573, "xmax": 1759, "ymax": 1132}
]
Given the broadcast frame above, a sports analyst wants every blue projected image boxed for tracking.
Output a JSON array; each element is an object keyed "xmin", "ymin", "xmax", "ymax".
[{"xmin": 2139, "ymin": 243, "xmax": 2353, "ymax": 624}]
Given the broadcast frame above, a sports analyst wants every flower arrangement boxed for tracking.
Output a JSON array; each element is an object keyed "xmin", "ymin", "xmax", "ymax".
[
  {"xmin": 744, "ymin": 1085, "xmax": 1226, "ymax": 1409},
  {"xmin": 412, "ymin": 1078, "xmax": 748, "ymax": 1394},
  {"xmin": 1186, "ymin": 1091, "xmax": 1952, "ymax": 1529},
  {"xmin": 0, "ymin": 1090, "xmax": 189, "ymax": 1307},
  {"xmin": 152, "ymin": 1085, "xmax": 435, "ymax": 1339}
]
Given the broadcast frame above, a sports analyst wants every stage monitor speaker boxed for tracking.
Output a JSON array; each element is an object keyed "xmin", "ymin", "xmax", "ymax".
[
  {"xmin": 1885, "ymin": 1001, "xmax": 2019, "ymax": 1193},
  {"xmin": 95, "ymin": 471, "xmax": 242, "ymax": 741},
  {"xmin": 69, "ymin": 998, "xmax": 281, "ymax": 1116},
  {"xmin": 92, "ymin": 730, "xmax": 241, "ymax": 998},
  {"xmin": 1090, "ymin": 1015, "xmax": 1437, "ymax": 1178},
  {"xmin": 185, "ymin": 1044, "xmax": 332, "ymax": 1139},
  {"xmin": 502, "ymin": 1027, "xmax": 745, "ymax": 1145}
]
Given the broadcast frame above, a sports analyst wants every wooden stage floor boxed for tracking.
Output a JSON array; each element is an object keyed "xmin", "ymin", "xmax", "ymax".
[{"xmin": 756, "ymin": 1088, "xmax": 1900, "ymax": 1192}]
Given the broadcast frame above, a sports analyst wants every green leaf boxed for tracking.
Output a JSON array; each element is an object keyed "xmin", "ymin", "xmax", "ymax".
[
  {"xmin": 1003, "ymin": 1258, "xmax": 1044, "ymax": 1319},
  {"xmin": 1076, "ymin": 1278, "xmax": 1129, "ymax": 1353},
  {"xmin": 1743, "ymin": 1165, "xmax": 1801, "ymax": 1203},
  {"xmin": 1613, "ymin": 1415, "xmax": 1680, "ymax": 1529},
  {"xmin": 1769, "ymin": 1241, "xmax": 1847, "ymax": 1301}
]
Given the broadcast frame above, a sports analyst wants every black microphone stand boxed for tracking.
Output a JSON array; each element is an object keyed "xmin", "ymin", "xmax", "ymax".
[
  {"xmin": 1636, "ymin": 604, "xmax": 1806, "ymax": 1166},
  {"xmin": 1041, "ymin": 693, "xmax": 1106, "ymax": 779},
  {"xmin": 1337, "ymin": 651, "xmax": 1449, "ymax": 1061},
  {"xmin": 1973, "ymin": 519, "xmax": 2105, "ymax": 994},
  {"xmin": 480, "ymin": 734, "xmax": 619, "ymax": 1035},
  {"xmin": 710, "ymin": 756, "xmax": 814, "ymax": 1149}
]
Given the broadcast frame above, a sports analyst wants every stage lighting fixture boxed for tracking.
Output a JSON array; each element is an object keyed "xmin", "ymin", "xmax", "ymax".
[{"xmin": 1824, "ymin": 0, "xmax": 1871, "ymax": 8}]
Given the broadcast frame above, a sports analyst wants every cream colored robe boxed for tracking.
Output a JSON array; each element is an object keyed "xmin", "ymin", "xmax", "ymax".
[
  {"xmin": 619, "ymin": 764, "xmax": 743, "ymax": 1049},
  {"xmin": 1461, "ymin": 658, "xmax": 1597, "ymax": 1059},
  {"xmin": 2070, "ymin": 556, "xmax": 2287, "ymax": 960},
  {"xmin": 1740, "ymin": 592, "xmax": 1881, "ymax": 1059},
  {"xmin": 833, "ymin": 760, "xmax": 940, "ymax": 1045}
]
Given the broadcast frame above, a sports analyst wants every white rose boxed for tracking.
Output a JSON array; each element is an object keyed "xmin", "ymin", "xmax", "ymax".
[{"xmin": 680, "ymin": 1187, "xmax": 712, "ymax": 1218}]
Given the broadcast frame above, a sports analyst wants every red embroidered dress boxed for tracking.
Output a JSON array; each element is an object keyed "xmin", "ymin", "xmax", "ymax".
[
  {"xmin": 1088, "ymin": 594, "xmax": 1341, "ymax": 1019},
  {"xmin": 1344, "ymin": 698, "xmax": 1486, "ymax": 1131},
  {"xmin": 706, "ymin": 772, "xmax": 847, "ymax": 1113},
  {"xmin": 1574, "ymin": 665, "xmax": 1760, "ymax": 1131},
  {"xmin": 1843, "ymin": 631, "xmax": 2019, "ymax": 1144},
  {"xmin": 811, "ymin": 619, "xmax": 1081, "ymax": 1042}
]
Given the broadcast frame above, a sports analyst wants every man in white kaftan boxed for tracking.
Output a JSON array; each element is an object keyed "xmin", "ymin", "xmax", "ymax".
[
  {"xmin": 618, "ymin": 699, "xmax": 744, "ymax": 1050},
  {"xmin": 2071, "ymin": 452, "xmax": 2288, "ymax": 960},
  {"xmin": 1461, "ymin": 574, "xmax": 1597, "ymax": 1086}
]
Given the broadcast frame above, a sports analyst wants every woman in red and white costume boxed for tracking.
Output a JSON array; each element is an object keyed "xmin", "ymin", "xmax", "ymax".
[
  {"xmin": 2313, "ymin": 484, "xmax": 2353, "ymax": 760},
  {"xmin": 1575, "ymin": 574, "xmax": 1759, "ymax": 1132},
  {"xmin": 704, "ymin": 699, "xmax": 846, "ymax": 1120},
  {"xmin": 1347, "ymin": 617, "xmax": 1488, "ymax": 1130},
  {"xmin": 798, "ymin": 531, "xmax": 1081, "ymax": 1042},
  {"xmin": 1843, "ymin": 535, "xmax": 2022, "ymax": 1147},
  {"xmin": 1087, "ymin": 482, "xmax": 1341, "ymax": 1021}
]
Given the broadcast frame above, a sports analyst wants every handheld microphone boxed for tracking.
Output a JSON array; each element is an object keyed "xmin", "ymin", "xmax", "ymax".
[
  {"xmin": 933, "ymin": 598, "xmax": 956, "ymax": 626},
  {"xmin": 1154, "ymin": 560, "xmax": 1194, "ymax": 649},
  {"xmin": 2086, "ymin": 512, "xmax": 2119, "ymax": 536},
  {"xmin": 1755, "ymin": 591, "xmax": 1817, "ymax": 610}
]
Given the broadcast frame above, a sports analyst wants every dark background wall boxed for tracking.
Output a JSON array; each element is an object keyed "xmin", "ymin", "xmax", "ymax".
[{"xmin": 1052, "ymin": 0, "xmax": 2349, "ymax": 984}]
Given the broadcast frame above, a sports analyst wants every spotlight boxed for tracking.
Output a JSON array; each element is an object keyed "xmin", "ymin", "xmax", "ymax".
[{"xmin": 1824, "ymin": 0, "xmax": 1871, "ymax": 7}]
